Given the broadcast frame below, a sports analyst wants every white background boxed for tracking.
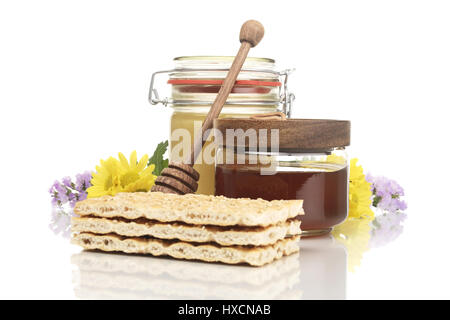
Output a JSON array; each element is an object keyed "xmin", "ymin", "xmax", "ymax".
[{"xmin": 0, "ymin": 0, "xmax": 449, "ymax": 299}]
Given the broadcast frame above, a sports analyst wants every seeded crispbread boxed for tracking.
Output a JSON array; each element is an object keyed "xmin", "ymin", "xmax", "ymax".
[
  {"xmin": 74, "ymin": 192, "xmax": 303, "ymax": 227},
  {"xmin": 72, "ymin": 233, "xmax": 300, "ymax": 267},
  {"xmin": 71, "ymin": 216, "xmax": 301, "ymax": 246}
]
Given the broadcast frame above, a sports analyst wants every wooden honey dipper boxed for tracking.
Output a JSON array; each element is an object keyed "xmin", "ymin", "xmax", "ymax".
[{"xmin": 151, "ymin": 20, "xmax": 265, "ymax": 194}]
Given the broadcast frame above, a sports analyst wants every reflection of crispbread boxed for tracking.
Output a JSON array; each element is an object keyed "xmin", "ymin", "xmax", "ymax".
[
  {"xmin": 72, "ymin": 216, "xmax": 300, "ymax": 246},
  {"xmin": 74, "ymin": 269, "xmax": 301, "ymax": 300},
  {"xmin": 72, "ymin": 233, "xmax": 300, "ymax": 266},
  {"xmin": 71, "ymin": 251, "xmax": 302, "ymax": 299},
  {"xmin": 74, "ymin": 192, "xmax": 303, "ymax": 227},
  {"xmin": 71, "ymin": 251, "xmax": 300, "ymax": 286}
]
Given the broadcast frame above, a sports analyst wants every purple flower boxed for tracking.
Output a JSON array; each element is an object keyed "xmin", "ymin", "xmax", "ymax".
[
  {"xmin": 49, "ymin": 180, "xmax": 68, "ymax": 205},
  {"xmin": 77, "ymin": 190, "xmax": 88, "ymax": 201},
  {"xmin": 62, "ymin": 176, "xmax": 73, "ymax": 188},
  {"xmin": 49, "ymin": 171, "xmax": 92, "ymax": 209},
  {"xmin": 49, "ymin": 182, "xmax": 59, "ymax": 205},
  {"xmin": 366, "ymin": 174, "xmax": 407, "ymax": 213},
  {"xmin": 49, "ymin": 171, "xmax": 92, "ymax": 238},
  {"xmin": 75, "ymin": 171, "xmax": 92, "ymax": 193}
]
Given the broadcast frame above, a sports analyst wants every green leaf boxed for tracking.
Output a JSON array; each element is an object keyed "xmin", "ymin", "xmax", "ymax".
[
  {"xmin": 148, "ymin": 140, "xmax": 169, "ymax": 176},
  {"xmin": 372, "ymin": 195, "xmax": 381, "ymax": 207}
]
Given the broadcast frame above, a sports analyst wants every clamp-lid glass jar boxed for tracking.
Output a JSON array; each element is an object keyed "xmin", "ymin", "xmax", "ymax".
[
  {"xmin": 149, "ymin": 56, "xmax": 295, "ymax": 195},
  {"xmin": 214, "ymin": 118, "xmax": 351, "ymax": 236}
]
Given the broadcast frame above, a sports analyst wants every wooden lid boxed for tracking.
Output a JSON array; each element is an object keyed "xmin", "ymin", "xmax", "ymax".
[{"xmin": 214, "ymin": 118, "xmax": 351, "ymax": 151}]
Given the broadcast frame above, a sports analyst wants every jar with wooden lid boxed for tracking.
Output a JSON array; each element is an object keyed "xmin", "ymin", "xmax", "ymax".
[
  {"xmin": 214, "ymin": 118, "xmax": 351, "ymax": 236},
  {"xmin": 149, "ymin": 56, "xmax": 295, "ymax": 195}
]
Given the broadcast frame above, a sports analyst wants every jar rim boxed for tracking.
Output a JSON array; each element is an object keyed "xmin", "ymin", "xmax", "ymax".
[{"xmin": 173, "ymin": 56, "xmax": 275, "ymax": 63}]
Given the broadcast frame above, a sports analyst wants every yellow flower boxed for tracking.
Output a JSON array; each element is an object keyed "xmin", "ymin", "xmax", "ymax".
[
  {"xmin": 117, "ymin": 151, "xmax": 156, "ymax": 192},
  {"xmin": 348, "ymin": 158, "xmax": 374, "ymax": 220},
  {"xmin": 87, "ymin": 151, "xmax": 156, "ymax": 198},
  {"xmin": 330, "ymin": 157, "xmax": 374, "ymax": 272},
  {"xmin": 325, "ymin": 155, "xmax": 373, "ymax": 220}
]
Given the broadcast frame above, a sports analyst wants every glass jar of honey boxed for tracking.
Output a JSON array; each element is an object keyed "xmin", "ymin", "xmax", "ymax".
[
  {"xmin": 149, "ymin": 56, "xmax": 295, "ymax": 195},
  {"xmin": 214, "ymin": 118, "xmax": 351, "ymax": 236}
]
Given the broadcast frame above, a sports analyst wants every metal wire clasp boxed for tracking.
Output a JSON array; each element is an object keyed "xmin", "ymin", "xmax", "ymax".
[
  {"xmin": 148, "ymin": 68, "xmax": 296, "ymax": 117},
  {"xmin": 279, "ymin": 69, "xmax": 296, "ymax": 118},
  {"xmin": 148, "ymin": 69, "xmax": 174, "ymax": 106}
]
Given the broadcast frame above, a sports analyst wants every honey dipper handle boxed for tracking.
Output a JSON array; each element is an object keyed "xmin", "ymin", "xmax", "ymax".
[{"xmin": 188, "ymin": 20, "xmax": 265, "ymax": 165}]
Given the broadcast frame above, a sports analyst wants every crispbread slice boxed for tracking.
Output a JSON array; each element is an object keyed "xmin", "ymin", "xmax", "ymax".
[
  {"xmin": 74, "ymin": 192, "xmax": 303, "ymax": 227},
  {"xmin": 71, "ymin": 216, "xmax": 301, "ymax": 246},
  {"xmin": 72, "ymin": 233, "xmax": 300, "ymax": 267}
]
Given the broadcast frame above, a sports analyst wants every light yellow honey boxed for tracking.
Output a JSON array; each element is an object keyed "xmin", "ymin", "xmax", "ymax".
[{"xmin": 170, "ymin": 107, "xmax": 276, "ymax": 195}]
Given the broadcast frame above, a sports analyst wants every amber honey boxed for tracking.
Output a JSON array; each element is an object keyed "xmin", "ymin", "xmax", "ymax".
[
  {"xmin": 215, "ymin": 162, "xmax": 349, "ymax": 235},
  {"xmin": 213, "ymin": 117, "xmax": 351, "ymax": 235}
]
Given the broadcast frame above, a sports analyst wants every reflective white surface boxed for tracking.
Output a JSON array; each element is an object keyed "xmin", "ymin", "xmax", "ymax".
[
  {"xmin": 70, "ymin": 237, "xmax": 343, "ymax": 300},
  {"xmin": 68, "ymin": 215, "xmax": 399, "ymax": 300}
]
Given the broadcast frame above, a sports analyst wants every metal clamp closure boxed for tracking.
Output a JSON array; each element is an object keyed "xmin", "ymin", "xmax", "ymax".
[{"xmin": 148, "ymin": 68, "xmax": 295, "ymax": 117}]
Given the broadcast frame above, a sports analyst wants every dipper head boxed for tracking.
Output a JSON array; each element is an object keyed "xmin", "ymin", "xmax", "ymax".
[{"xmin": 239, "ymin": 20, "xmax": 264, "ymax": 47}]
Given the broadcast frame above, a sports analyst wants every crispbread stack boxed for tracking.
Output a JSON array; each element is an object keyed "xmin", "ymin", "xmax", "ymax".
[{"xmin": 72, "ymin": 192, "xmax": 303, "ymax": 266}]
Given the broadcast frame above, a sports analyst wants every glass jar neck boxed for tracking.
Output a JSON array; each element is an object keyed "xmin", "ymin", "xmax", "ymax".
[
  {"xmin": 173, "ymin": 56, "xmax": 276, "ymax": 74},
  {"xmin": 169, "ymin": 56, "xmax": 282, "ymax": 107}
]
